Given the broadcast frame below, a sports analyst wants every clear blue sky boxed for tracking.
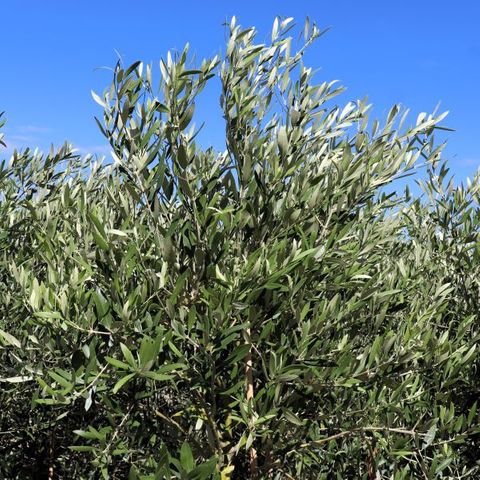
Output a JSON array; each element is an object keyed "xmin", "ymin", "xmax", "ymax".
[{"xmin": 2, "ymin": 1, "xmax": 480, "ymax": 181}]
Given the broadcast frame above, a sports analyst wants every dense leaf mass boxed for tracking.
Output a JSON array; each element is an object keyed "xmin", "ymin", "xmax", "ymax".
[{"xmin": 1, "ymin": 17, "xmax": 479, "ymax": 480}]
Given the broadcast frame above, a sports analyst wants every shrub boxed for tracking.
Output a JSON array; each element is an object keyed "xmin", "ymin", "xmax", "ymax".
[{"xmin": 0, "ymin": 17, "xmax": 479, "ymax": 479}]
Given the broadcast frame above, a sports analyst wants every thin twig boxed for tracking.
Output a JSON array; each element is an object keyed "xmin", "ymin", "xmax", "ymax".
[
  {"xmin": 245, "ymin": 327, "xmax": 258, "ymax": 479},
  {"xmin": 300, "ymin": 426, "xmax": 424, "ymax": 449},
  {"xmin": 154, "ymin": 409, "xmax": 203, "ymax": 452},
  {"xmin": 102, "ymin": 404, "xmax": 134, "ymax": 456}
]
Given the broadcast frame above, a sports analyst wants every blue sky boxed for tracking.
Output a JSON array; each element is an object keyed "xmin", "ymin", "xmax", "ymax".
[{"xmin": 2, "ymin": 1, "xmax": 480, "ymax": 182}]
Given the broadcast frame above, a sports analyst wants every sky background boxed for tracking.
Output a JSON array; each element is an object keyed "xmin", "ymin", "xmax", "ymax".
[{"xmin": 2, "ymin": 1, "xmax": 480, "ymax": 182}]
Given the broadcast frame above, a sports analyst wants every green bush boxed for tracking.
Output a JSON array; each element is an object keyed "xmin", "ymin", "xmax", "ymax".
[{"xmin": 1, "ymin": 17, "xmax": 479, "ymax": 479}]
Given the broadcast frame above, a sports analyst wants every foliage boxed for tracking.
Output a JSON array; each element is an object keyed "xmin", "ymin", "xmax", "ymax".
[{"xmin": 1, "ymin": 17, "xmax": 479, "ymax": 479}]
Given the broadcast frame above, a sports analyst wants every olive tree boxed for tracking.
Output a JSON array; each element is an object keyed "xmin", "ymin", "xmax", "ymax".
[{"xmin": 0, "ymin": 17, "xmax": 479, "ymax": 479}]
